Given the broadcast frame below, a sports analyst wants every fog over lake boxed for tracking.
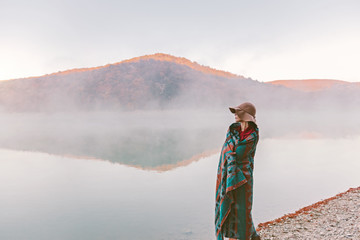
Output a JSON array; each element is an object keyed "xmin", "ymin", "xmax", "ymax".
[
  {"xmin": 0, "ymin": 109, "xmax": 359, "ymax": 239},
  {"xmin": 1, "ymin": 109, "xmax": 359, "ymax": 166}
]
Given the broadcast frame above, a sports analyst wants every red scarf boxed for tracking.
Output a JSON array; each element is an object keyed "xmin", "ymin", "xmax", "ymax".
[{"xmin": 235, "ymin": 123, "xmax": 255, "ymax": 140}]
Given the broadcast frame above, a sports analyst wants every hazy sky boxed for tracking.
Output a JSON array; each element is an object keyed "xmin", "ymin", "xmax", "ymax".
[{"xmin": 1, "ymin": 0, "xmax": 359, "ymax": 82}]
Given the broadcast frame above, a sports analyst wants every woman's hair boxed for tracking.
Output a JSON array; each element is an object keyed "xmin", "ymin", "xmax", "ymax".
[{"xmin": 242, "ymin": 121, "xmax": 257, "ymax": 130}]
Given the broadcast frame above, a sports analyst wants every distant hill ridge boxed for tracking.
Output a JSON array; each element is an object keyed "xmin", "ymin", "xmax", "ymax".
[
  {"xmin": 0, "ymin": 53, "xmax": 256, "ymax": 112},
  {"xmin": 10, "ymin": 53, "xmax": 241, "ymax": 81},
  {"xmin": 120, "ymin": 53, "xmax": 241, "ymax": 79},
  {"xmin": 0, "ymin": 53, "xmax": 359, "ymax": 112},
  {"xmin": 266, "ymin": 79, "xmax": 359, "ymax": 92}
]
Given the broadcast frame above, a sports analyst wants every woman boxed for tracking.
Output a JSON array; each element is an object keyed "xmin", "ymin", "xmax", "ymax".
[{"xmin": 215, "ymin": 102, "xmax": 261, "ymax": 240}]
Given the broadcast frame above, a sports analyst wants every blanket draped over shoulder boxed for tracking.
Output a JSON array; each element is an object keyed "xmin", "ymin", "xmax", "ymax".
[{"xmin": 215, "ymin": 122, "xmax": 259, "ymax": 240}]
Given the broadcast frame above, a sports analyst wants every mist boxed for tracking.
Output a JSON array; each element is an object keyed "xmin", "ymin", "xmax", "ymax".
[
  {"xmin": 0, "ymin": 106, "xmax": 359, "ymax": 169},
  {"xmin": 0, "ymin": 55, "xmax": 359, "ymax": 169},
  {"xmin": 1, "ymin": 64, "xmax": 359, "ymax": 240}
]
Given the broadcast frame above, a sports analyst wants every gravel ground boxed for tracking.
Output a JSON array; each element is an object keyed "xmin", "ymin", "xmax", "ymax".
[{"xmin": 257, "ymin": 187, "xmax": 360, "ymax": 240}]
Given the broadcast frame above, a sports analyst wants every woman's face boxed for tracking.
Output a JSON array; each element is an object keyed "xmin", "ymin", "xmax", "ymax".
[{"xmin": 234, "ymin": 113, "xmax": 242, "ymax": 122}]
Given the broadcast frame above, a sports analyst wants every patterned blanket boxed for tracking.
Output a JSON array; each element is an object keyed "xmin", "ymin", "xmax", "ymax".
[{"xmin": 215, "ymin": 122, "xmax": 259, "ymax": 240}]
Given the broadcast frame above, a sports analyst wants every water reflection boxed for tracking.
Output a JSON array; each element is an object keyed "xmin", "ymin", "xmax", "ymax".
[
  {"xmin": 0, "ymin": 111, "xmax": 226, "ymax": 168},
  {"xmin": 0, "ymin": 149, "xmax": 218, "ymax": 240},
  {"xmin": 0, "ymin": 110, "xmax": 359, "ymax": 170},
  {"xmin": 1, "ymin": 136, "xmax": 360, "ymax": 240}
]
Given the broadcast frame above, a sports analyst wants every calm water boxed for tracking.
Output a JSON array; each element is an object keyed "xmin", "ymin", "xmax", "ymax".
[{"xmin": 1, "ymin": 135, "xmax": 360, "ymax": 240}]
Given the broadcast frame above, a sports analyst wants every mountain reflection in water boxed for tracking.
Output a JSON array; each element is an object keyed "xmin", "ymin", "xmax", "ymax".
[
  {"xmin": 1, "ymin": 135, "xmax": 360, "ymax": 240},
  {"xmin": 0, "ymin": 111, "xmax": 226, "ymax": 168},
  {"xmin": 0, "ymin": 110, "xmax": 359, "ymax": 170}
]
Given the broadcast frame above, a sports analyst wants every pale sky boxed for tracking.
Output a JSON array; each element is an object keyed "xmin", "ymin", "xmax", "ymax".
[{"xmin": 1, "ymin": 0, "xmax": 359, "ymax": 82}]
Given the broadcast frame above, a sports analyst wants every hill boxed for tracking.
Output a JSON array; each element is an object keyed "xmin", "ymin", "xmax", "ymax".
[
  {"xmin": 0, "ymin": 53, "xmax": 358, "ymax": 112},
  {"xmin": 266, "ymin": 79, "xmax": 360, "ymax": 92}
]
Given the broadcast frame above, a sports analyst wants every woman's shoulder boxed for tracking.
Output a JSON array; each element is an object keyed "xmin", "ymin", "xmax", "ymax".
[
  {"xmin": 229, "ymin": 122, "xmax": 241, "ymax": 129},
  {"xmin": 249, "ymin": 122, "xmax": 259, "ymax": 132}
]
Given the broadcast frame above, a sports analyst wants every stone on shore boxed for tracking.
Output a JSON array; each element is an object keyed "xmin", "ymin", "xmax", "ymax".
[{"xmin": 257, "ymin": 187, "xmax": 360, "ymax": 240}]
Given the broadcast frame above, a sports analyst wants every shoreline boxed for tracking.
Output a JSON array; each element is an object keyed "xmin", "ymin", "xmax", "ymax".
[{"xmin": 256, "ymin": 186, "xmax": 360, "ymax": 239}]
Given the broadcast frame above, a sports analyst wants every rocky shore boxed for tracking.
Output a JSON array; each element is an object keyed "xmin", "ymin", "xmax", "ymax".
[{"xmin": 257, "ymin": 187, "xmax": 360, "ymax": 240}]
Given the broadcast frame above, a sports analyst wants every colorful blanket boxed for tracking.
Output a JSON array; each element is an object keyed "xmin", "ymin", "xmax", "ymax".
[{"xmin": 215, "ymin": 122, "xmax": 259, "ymax": 240}]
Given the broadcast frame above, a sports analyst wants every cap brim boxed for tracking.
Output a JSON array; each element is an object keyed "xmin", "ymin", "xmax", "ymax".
[{"xmin": 229, "ymin": 107, "xmax": 236, "ymax": 113}]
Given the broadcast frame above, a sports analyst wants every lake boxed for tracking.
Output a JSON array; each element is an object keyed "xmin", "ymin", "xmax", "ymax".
[{"xmin": 0, "ymin": 111, "xmax": 359, "ymax": 239}]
